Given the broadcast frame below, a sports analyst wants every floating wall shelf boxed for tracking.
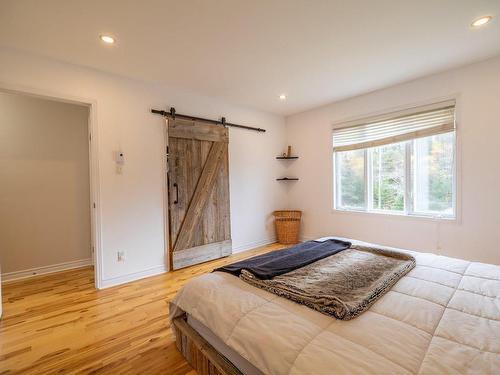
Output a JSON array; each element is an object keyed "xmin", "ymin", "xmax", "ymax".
[{"xmin": 276, "ymin": 149, "xmax": 299, "ymax": 181}]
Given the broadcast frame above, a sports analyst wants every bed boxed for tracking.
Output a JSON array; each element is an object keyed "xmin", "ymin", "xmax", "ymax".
[{"xmin": 170, "ymin": 238, "xmax": 500, "ymax": 375}]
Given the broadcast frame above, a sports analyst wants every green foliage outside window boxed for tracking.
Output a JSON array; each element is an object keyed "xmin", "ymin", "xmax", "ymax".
[{"xmin": 336, "ymin": 132, "xmax": 454, "ymax": 216}]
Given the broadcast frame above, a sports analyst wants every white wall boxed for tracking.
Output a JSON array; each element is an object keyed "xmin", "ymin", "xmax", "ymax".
[
  {"xmin": 0, "ymin": 47, "xmax": 287, "ymax": 287},
  {"xmin": 285, "ymin": 56, "xmax": 500, "ymax": 265},
  {"xmin": 0, "ymin": 92, "xmax": 91, "ymax": 274},
  {"xmin": 5, "ymin": 44, "xmax": 497, "ymax": 285}
]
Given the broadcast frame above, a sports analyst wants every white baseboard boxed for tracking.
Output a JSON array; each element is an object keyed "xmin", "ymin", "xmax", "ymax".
[
  {"xmin": 231, "ymin": 237, "xmax": 277, "ymax": 254},
  {"xmin": 97, "ymin": 238, "xmax": 276, "ymax": 289},
  {"xmin": 99, "ymin": 264, "xmax": 167, "ymax": 289},
  {"xmin": 0, "ymin": 239, "xmax": 278, "ymax": 288},
  {"xmin": 2, "ymin": 258, "xmax": 93, "ymax": 283}
]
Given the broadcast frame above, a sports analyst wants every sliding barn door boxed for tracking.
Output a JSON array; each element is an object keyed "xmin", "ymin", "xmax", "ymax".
[{"xmin": 167, "ymin": 118, "xmax": 231, "ymax": 270}]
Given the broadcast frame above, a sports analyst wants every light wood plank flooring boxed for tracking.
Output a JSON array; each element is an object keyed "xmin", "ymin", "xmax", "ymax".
[{"xmin": 0, "ymin": 243, "xmax": 284, "ymax": 374}]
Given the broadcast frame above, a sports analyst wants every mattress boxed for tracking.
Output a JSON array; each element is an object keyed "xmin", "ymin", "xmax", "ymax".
[{"xmin": 170, "ymin": 238, "xmax": 500, "ymax": 375}]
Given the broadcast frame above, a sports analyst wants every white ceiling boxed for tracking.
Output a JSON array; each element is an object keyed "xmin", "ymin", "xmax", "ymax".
[{"xmin": 1, "ymin": 0, "xmax": 499, "ymax": 115}]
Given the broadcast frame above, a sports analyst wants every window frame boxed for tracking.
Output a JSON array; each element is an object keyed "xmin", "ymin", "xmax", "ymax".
[{"xmin": 332, "ymin": 99, "xmax": 460, "ymax": 222}]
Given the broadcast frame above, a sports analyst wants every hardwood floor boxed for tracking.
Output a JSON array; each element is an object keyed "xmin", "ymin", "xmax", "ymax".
[{"xmin": 0, "ymin": 243, "xmax": 284, "ymax": 374}]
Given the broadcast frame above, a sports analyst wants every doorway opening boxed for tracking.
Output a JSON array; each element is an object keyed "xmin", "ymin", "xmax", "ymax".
[{"xmin": 0, "ymin": 89, "xmax": 100, "ymax": 289}]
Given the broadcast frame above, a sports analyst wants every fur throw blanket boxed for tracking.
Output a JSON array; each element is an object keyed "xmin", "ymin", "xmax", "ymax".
[{"xmin": 240, "ymin": 244, "xmax": 415, "ymax": 320}]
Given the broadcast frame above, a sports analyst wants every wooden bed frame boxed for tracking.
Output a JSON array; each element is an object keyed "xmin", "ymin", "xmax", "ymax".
[{"xmin": 172, "ymin": 315, "xmax": 243, "ymax": 375}]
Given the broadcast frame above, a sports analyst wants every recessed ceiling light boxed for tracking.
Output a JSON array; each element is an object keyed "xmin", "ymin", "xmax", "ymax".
[
  {"xmin": 279, "ymin": 94, "xmax": 287, "ymax": 100},
  {"xmin": 471, "ymin": 16, "xmax": 492, "ymax": 28},
  {"xmin": 100, "ymin": 35, "xmax": 115, "ymax": 44}
]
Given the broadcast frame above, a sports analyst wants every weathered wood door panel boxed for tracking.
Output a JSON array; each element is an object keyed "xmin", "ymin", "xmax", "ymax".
[{"xmin": 167, "ymin": 118, "xmax": 231, "ymax": 270}]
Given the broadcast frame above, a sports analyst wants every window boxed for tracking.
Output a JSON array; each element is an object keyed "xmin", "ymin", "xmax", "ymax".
[{"xmin": 333, "ymin": 103, "xmax": 456, "ymax": 218}]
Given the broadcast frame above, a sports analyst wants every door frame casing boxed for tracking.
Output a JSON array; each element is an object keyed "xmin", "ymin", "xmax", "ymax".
[{"xmin": 0, "ymin": 82, "xmax": 103, "ymax": 289}]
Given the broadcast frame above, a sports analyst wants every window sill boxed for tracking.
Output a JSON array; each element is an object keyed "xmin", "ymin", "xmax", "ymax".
[{"xmin": 331, "ymin": 207, "xmax": 457, "ymax": 222}]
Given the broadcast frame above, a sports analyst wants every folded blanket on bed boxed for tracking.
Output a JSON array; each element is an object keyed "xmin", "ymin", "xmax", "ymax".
[
  {"xmin": 215, "ymin": 239, "xmax": 351, "ymax": 279},
  {"xmin": 239, "ymin": 244, "xmax": 416, "ymax": 320}
]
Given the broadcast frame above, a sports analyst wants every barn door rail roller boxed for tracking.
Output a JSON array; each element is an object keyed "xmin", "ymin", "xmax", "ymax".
[{"xmin": 151, "ymin": 107, "xmax": 266, "ymax": 133}]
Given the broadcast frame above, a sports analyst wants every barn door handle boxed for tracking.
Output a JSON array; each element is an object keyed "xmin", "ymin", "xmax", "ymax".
[{"xmin": 173, "ymin": 183, "xmax": 179, "ymax": 204}]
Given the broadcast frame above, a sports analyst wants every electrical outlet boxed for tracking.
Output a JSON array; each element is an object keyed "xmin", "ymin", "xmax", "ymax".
[{"xmin": 117, "ymin": 251, "xmax": 126, "ymax": 262}]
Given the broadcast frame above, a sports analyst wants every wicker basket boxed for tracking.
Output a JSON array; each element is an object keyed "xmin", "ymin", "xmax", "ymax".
[{"xmin": 273, "ymin": 210, "xmax": 302, "ymax": 244}]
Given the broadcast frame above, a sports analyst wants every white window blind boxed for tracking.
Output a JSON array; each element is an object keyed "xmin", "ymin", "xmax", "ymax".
[{"xmin": 333, "ymin": 103, "xmax": 455, "ymax": 152}]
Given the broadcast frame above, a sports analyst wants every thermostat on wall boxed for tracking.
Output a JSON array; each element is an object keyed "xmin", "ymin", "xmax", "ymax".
[
  {"xmin": 115, "ymin": 151, "xmax": 124, "ymax": 174},
  {"xmin": 116, "ymin": 151, "xmax": 125, "ymax": 165}
]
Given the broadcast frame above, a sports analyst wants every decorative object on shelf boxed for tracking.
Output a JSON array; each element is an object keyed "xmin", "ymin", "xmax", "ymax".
[
  {"xmin": 276, "ymin": 177, "xmax": 299, "ymax": 181},
  {"xmin": 277, "ymin": 145, "xmax": 298, "ymax": 159},
  {"xmin": 273, "ymin": 210, "xmax": 302, "ymax": 244}
]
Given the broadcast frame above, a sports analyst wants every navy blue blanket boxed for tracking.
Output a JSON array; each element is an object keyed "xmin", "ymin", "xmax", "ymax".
[{"xmin": 215, "ymin": 239, "xmax": 351, "ymax": 279}]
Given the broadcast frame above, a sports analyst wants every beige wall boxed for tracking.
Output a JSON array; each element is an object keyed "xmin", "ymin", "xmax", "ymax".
[
  {"xmin": 0, "ymin": 91, "xmax": 91, "ymax": 274},
  {"xmin": 285, "ymin": 56, "xmax": 500, "ymax": 265}
]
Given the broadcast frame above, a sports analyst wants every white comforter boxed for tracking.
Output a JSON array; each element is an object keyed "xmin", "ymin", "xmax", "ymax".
[{"xmin": 171, "ymin": 239, "xmax": 500, "ymax": 375}]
